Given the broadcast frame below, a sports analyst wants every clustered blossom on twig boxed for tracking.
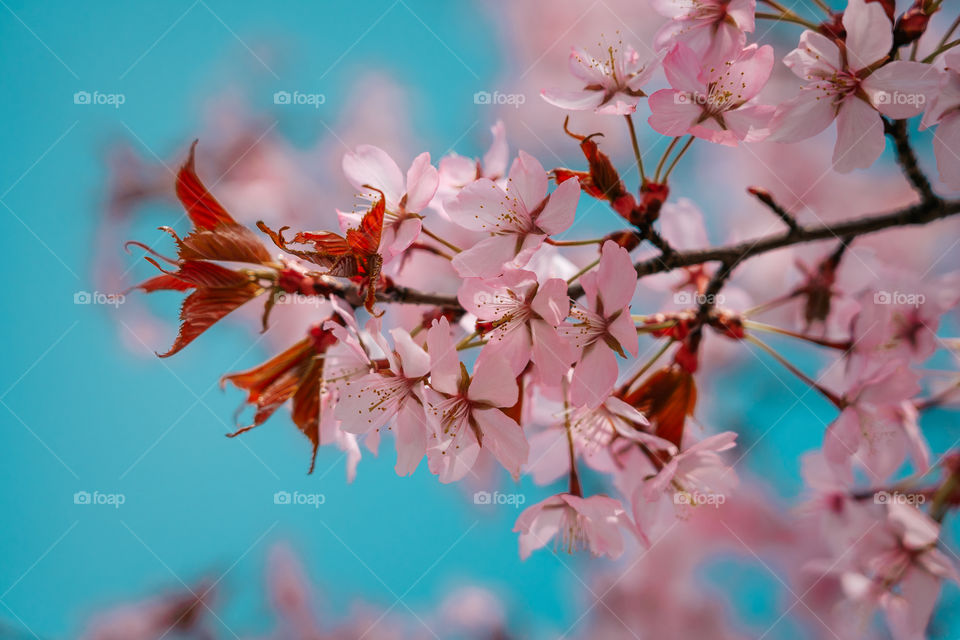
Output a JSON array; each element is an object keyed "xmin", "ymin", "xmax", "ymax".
[{"xmin": 121, "ymin": 1, "xmax": 960, "ymax": 638}]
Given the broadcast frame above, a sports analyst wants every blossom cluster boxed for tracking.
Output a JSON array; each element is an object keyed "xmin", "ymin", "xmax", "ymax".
[{"xmin": 120, "ymin": 1, "xmax": 960, "ymax": 638}]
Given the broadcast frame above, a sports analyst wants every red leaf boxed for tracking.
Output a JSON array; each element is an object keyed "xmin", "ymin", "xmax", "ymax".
[
  {"xmin": 167, "ymin": 224, "xmax": 273, "ymax": 265},
  {"xmin": 132, "ymin": 273, "xmax": 195, "ymax": 293},
  {"xmin": 621, "ymin": 366, "xmax": 697, "ymax": 448},
  {"xmin": 149, "ymin": 259, "xmax": 252, "ymax": 289},
  {"xmin": 176, "ymin": 140, "xmax": 237, "ymax": 230},
  {"xmin": 159, "ymin": 282, "xmax": 262, "ymax": 358}
]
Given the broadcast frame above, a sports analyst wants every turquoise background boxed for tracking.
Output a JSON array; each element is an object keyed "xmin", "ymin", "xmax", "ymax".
[{"xmin": 0, "ymin": 1, "xmax": 957, "ymax": 638}]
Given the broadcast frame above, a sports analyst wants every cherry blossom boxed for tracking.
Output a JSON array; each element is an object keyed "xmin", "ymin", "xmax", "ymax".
[
  {"xmin": 458, "ymin": 269, "xmax": 573, "ymax": 385},
  {"xmin": 824, "ymin": 360, "xmax": 928, "ymax": 483},
  {"xmin": 423, "ymin": 317, "xmax": 529, "ymax": 482},
  {"xmin": 648, "ymin": 43, "xmax": 775, "ymax": 145},
  {"xmin": 921, "ymin": 49, "xmax": 960, "ymax": 188},
  {"xmin": 630, "ymin": 431, "xmax": 738, "ymax": 538},
  {"xmin": 650, "ymin": 0, "xmax": 756, "ymax": 66},
  {"xmin": 770, "ymin": 0, "xmax": 938, "ymax": 172},
  {"xmin": 541, "ymin": 43, "xmax": 660, "ymax": 115},
  {"xmin": 565, "ymin": 240, "xmax": 639, "ymax": 407},
  {"xmin": 107, "ymin": 3, "xmax": 960, "ymax": 635},
  {"xmin": 513, "ymin": 493, "xmax": 635, "ymax": 559},
  {"xmin": 446, "ymin": 151, "xmax": 581, "ymax": 278},
  {"xmin": 341, "ymin": 144, "xmax": 439, "ymax": 262},
  {"xmin": 335, "ymin": 320, "xmax": 430, "ymax": 476}
]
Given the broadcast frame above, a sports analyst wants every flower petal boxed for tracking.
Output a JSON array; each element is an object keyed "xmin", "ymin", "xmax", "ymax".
[
  {"xmin": 469, "ymin": 356, "xmax": 519, "ymax": 408},
  {"xmin": 842, "ymin": 0, "xmax": 892, "ymax": 72},
  {"xmin": 833, "ymin": 97, "xmax": 884, "ymax": 173},
  {"xmin": 342, "ymin": 145, "xmax": 404, "ymax": 208},
  {"xmin": 474, "ymin": 407, "xmax": 528, "ymax": 480},
  {"xmin": 535, "ymin": 176, "xmax": 580, "ymax": 235},
  {"xmin": 404, "ymin": 152, "xmax": 439, "ymax": 213}
]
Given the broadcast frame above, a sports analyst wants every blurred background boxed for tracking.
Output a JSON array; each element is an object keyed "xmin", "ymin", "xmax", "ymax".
[{"xmin": 1, "ymin": 1, "xmax": 959, "ymax": 638}]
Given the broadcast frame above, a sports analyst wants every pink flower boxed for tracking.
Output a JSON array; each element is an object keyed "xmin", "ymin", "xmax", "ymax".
[
  {"xmin": 424, "ymin": 317, "xmax": 529, "ymax": 482},
  {"xmin": 446, "ymin": 152, "xmax": 580, "ymax": 278},
  {"xmin": 851, "ymin": 279, "xmax": 958, "ymax": 364},
  {"xmin": 824, "ymin": 361, "xmax": 927, "ymax": 483},
  {"xmin": 436, "ymin": 120, "xmax": 509, "ymax": 206},
  {"xmin": 513, "ymin": 493, "xmax": 634, "ymax": 559},
  {"xmin": 632, "ymin": 431, "xmax": 738, "ymax": 539},
  {"xmin": 541, "ymin": 44, "xmax": 659, "ymax": 114},
  {"xmin": 825, "ymin": 504, "xmax": 959, "ymax": 640},
  {"xmin": 335, "ymin": 320, "xmax": 430, "ymax": 476},
  {"xmin": 527, "ymin": 395, "xmax": 671, "ymax": 485},
  {"xmin": 770, "ymin": 0, "xmax": 938, "ymax": 172},
  {"xmin": 648, "ymin": 43, "xmax": 775, "ymax": 145},
  {"xmin": 458, "ymin": 269, "xmax": 574, "ymax": 386},
  {"xmin": 921, "ymin": 50, "xmax": 960, "ymax": 188},
  {"xmin": 651, "ymin": 0, "xmax": 756, "ymax": 66},
  {"xmin": 564, "ymin": 240, "xmax": 639, "ymax": 408},
  {"xmin": 341, "ymin": 144, "xmax": 439, "ymax": 261}
]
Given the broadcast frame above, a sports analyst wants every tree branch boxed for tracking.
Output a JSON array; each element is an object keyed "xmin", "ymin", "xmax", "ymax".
[{"xmin": 342, "ymin": 127, "xmax": 958, "ymax": 312}]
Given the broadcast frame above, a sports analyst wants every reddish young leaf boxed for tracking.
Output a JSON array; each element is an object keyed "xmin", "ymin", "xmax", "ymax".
[
  {"xmin": 221, "ymin": 326, "xmax": 338, "ymax": 473},
  {"xmin": 257, "ymin": 188, "xmax": 386, "ymax": 314},
  {"xmin": 176, "ymin": 140, "xmax": 238, "ymax": 230},
  {"xmin": 621, "ymin": 365, "xmax": 697, "ymax": 448},
  {"xmin": 159, "ymin": 282, "xmax": 263, "ymax": 358},
  {"xmin": 146, "ymin": 259, "xmax": 253, "ymax": 289}
]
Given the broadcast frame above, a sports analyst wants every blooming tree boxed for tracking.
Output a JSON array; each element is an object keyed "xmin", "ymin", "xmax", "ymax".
[{"xmin": 119, "ymin": 1, "xmax": 960, "ymax": 637}]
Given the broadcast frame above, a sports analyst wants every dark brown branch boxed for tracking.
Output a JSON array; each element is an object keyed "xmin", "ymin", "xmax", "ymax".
[
  {"xmin": 885, "ymin": 118, "xmax": 937, "ymax": 201},
  {"xmin": 747, "ymin": 186, "xmax": 801, "ymax": 234},
  {"xmin": 336, "ymin": 125, "xmax": 958, "ymax": 311},
  {"xmin": 369, "ymin": 194, "xmax": 959, "ymax": 310}
]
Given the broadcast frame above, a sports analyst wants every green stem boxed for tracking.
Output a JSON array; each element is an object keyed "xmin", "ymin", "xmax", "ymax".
[
  {"xmin": 746, "ymin": 334, "xmax": 845, "ymax": 409},
  {"xmin": 421, "ymin": 226, "xmax": 463, "ymax": 253},
  {"xmin": 566, "ymin": 257, "xmax": 600, "ymax": 285},
  {"xmin": 661, "ymin": 136, "xmax": 695, "ymax": 182},
  {"xmin": 923, "ymin": 39, "xmax": 960, "ymax": 64},
  {"xmin": 546, "ymin": 237, "xmax": 604, "ymax": 247},
  {"xmin": 623, "ymin": 339, "xmax": 675, "ymax": 393},
  {"xmin": 625, "ymin": 114, "xmax": 646, "ymax": 183},
  {"xmin": 654, "ymin": 137, "xmax": 681, "ymax": 183},
  {"xmin": 755, "ymin": 11, "xmax": 821, "ymax": 30}
]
